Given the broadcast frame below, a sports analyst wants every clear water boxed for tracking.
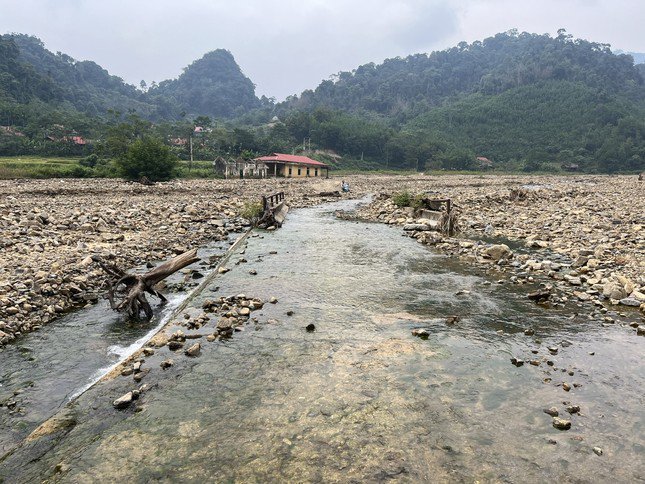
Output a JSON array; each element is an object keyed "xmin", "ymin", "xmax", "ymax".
[
  {"xmin": 1, "ymin": 200, "xmax": 643, "ymax": 483},
  {"xmin": 0, "ymin": 242, "xmax": 232, "ymax": 456}
]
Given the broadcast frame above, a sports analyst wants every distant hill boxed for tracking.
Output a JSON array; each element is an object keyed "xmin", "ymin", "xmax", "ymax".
[
  {"xmin": 0, "ymin": 34, "xmax": 260, "ymax": 122},
  {"xmin": 276, "ymin": 31, "xmax": 645, "ymax": 172},
  {"xmin": 615, "ymin": 50, "xmax": 645, "ymax": 65},
  {"xmin": 284, "ymin": 31, "xmax": 643, "ymax": 116},
  {"xmin": 149, "ymin": 50, "xmax": 260, "ymax": 119},
  {"xmin": 3, "ymin": 34, "xmax": 157, "ymax": 117},
  {"xmin": 0, "ymin": 30, "xmax": 643, "ymax": 173}
]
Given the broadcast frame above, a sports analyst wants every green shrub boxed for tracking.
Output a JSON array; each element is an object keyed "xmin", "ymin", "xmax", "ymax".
[
  {"xmin": 392, "ymin": 191, "xmax": 413, "ymax": 207},
  {"xmin": 240, "ymin": 201, "xmax": 264, "ymax": 221},
  {"xmin": 115, "ymin": 137, "xmax": 177, "ymax": 181},
  {"xmin": 79, "ymin": 153, "xmax": 100, "ymax": 167}
]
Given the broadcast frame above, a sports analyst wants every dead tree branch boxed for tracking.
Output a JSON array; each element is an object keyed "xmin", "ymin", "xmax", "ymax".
[{"xmin": 98, "ymin": 249, "xmax": 200, "ymax": 320}]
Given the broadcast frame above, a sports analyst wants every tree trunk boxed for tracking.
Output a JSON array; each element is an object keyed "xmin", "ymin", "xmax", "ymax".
[{"xmin": 97, "ymin": 249, "xmax": 200, "ymax": 320}]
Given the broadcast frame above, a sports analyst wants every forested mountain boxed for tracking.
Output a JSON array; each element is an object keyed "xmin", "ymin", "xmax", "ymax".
[
  {"xmin": 149, "ymin": 50, "xmax": 260, "ymax": 118},
  {"xmin": 273, "ymin": 30, "xmax": 645, "ymax": 172},
  {"xmin": 1, "ymin": 30, "xmax": 644, "ymax": 173},
  {"xmin": 284, "ymin": 30, "xmax": 643, "ymax": 115},
  {"xmin": 0, "ymin": 34, "xmax": 261, "ymax": 125}
]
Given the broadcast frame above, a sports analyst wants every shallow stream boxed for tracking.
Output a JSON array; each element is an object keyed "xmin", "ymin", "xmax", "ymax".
[{"xmin": 1, "ymin": 199, "xmax": 643, "ymax": 482}]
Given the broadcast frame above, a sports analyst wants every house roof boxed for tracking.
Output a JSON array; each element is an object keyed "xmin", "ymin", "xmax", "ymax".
[{"xmin": 254, "ymin": 153, "xmax": 329, "ymax": 167}]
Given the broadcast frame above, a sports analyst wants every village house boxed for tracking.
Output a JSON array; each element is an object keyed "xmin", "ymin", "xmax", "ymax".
[
  {"xmin": 476, "ymin": 156, "xmax": 494, "ymax": 169},
  {"xmin": 254, "ymin": 153, "xmax": 330, "ymax": 178},
  {"xmin": 0, "ymin": 126, "xmax": 26, "ymax": 137},
  {"xmin": 213, "ymin": 156, "xmax": 269, "ymax": 179}
]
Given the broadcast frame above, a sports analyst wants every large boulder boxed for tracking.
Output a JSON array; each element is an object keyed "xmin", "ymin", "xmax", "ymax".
[
  {"xmin": 603, "ymin": 281, "xmax": 627, "ymax": 300},
  {"xmin": 484, "ymin": 244, "xmax": 512, "ymax": 261}
]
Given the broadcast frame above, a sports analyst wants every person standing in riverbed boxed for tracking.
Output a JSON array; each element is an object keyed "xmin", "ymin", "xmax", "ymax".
[{"xmin": 341, "ymin": 180, "xmax": 350, "ymax": 192}]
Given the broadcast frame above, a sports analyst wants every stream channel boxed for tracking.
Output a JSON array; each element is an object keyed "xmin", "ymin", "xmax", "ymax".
[{"xmin": 1, "ymin": 198, "xmax": 644, "ymax": 482}]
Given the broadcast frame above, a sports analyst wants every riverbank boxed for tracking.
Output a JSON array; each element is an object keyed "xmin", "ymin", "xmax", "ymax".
[
  {"xmin": 1, "ymin": 174, "xmax": 643, "ymax": 346},
  {"xmin": 348, "ymin": 174, "xmax": 645, "ymax": 325}
]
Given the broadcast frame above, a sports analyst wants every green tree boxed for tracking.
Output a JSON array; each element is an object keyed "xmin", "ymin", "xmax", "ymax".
[{"xmin": 116, "ymin": 137, "xmax": 177, "ymax": 181}]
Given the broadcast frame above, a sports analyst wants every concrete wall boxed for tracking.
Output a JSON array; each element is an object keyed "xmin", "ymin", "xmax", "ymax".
[{"xmin": 279, "ymin": 164, "xmax": 324, "ymax": 178}]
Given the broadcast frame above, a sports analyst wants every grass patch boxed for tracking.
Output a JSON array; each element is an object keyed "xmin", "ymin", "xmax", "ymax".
[
  {"xmin": 240, "ymin": 200, "xmax": 264, "ymax": 224},
  {"xmin": 0, "ymin": 156, "xmax": 83, "ymax": 179}
]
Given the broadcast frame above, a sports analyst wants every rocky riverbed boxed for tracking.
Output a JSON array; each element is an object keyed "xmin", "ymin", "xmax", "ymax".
[
  {"xmin": 348, "ymin": 174, "xmax": 645, "ymax": 326},
  {"xmin": 0, "ymin": 174, "xmax": 643, "ymax": 346}
]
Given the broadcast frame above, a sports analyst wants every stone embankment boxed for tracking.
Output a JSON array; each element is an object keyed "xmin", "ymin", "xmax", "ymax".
[{"xmin": 1, "ymin": 174, "xmax": 643, "ymax": 346}]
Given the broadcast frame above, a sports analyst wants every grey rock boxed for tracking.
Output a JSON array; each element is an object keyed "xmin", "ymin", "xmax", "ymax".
[
  {"xmin": 552, "ymin": 417, "xmax": 571, "ymax": 430},
  {"xmin": 619, "ymin": 298, "xmax": 640, "ymax": 307},
  {"xmin": 485, "ymin": 244, "xmax": 512, "ymax": 261},
  {"xmin": 510, "ymin": 357, "xmax": 524, "ymax": 367},
  {"xmin": 543, "ymin": 407, "xmax": 559, "ymax": 417},
  {"xmin": 184, "ymin": 343, "xmax": 201, "ymax": 357},
  {"xmin": 113, "ymin": 391, "xmax": 134, "ymax": 409},
  {"xmin": 412, "ymin": 328, "xmax": 429, "ymax": 338}
]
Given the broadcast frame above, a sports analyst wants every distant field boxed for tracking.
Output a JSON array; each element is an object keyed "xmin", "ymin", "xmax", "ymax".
[{"xmin": 0, "ymin": 156, "xmax": 85, "ymax": 179}]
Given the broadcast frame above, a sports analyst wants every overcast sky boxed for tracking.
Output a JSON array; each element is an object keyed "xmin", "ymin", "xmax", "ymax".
[{"xmin": 1, "ymin": 0, "xmax": 644, "ymax": 100}]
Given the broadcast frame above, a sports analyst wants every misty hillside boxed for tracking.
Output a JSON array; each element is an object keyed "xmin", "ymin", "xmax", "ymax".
[
  {"xmin": 149, "ymin": 50, "xmax": 260, "ymax": 118},
  {"xmin": 0, "ymin": 30, "xmax": 644, "ymax": 172},
  {"xmin": 272, "ymin": 30, "xmax": 645, "ymax": 172},
  {"xmin": 284, "ymin": 31, "xmax": 644, "ymax": 116},
  {"xmin": 0, "ymin": 34, "xmax": 260, "ymax": 122}
]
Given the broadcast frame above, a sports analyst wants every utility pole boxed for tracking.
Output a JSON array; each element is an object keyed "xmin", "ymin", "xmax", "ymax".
[{"xmin": 189, "ymin": 136, "xmax": 193, "ymax": 172}]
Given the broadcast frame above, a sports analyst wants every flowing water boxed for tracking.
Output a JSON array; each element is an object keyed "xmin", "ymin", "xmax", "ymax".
[
  {"xmin": 1, "ymin": 199, "xmax": 643, "ymax": 483},
  {"xmin": 0, "ymin": 242, "xmax": 234, "ymax": 456}
]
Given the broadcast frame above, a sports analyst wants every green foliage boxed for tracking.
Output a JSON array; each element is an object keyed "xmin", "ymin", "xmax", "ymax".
[
  {"xmin": 149, "ymin": 50, "xmax": 260, "ymax": 119},
  {"xmin": 392, "ymin": 191, "xmax": 413, "ymax": 207},
  {"xmin": 115, "ymin": 137, "xmax": 177, "ymax": 181},
  {"xmin": 240, "ymin": 201, "xmax": 264, "ymax": 221},
  {"xmin": 79, "ymin": 153, "xmax": 99, "ymax": 167},
  {"xmin": 0, "ymin": 156, "xmax": 115, "ymax": 179},
  {"xmin": 1, "ymin": 30, "xmax": 644, "ymax": 174}
]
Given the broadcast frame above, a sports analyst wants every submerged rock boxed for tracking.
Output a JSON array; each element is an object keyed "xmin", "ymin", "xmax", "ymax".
[
  {"xmin": 510, "ymin": 357, "xmax": 525, "ymax": 367},
  {"xmin": 485, "ymin": 244, "xmax": 512, "ymax": 261},
  {"xmin": 552, "ymin": 417, "xmax": 571, "ymax": 430},
  {"xmin": 412, "ymin": 328, "xmax": 429, "ymax": 338},
  {"xmin": 113, "ymin": 391, "xmax": 135, "ymax": 409},
  {"xmin": 544, "ymin": 407, "xmax": 559, "ymax": 417},
  {"xmin": 184, "ymin": 343, "xmax": 201, "ymax": 357}
]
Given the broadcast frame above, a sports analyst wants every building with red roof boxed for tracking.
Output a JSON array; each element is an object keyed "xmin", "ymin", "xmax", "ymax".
[{"xmin": 254, "ymin": 153, "xmax": 330, "ymax": 178}]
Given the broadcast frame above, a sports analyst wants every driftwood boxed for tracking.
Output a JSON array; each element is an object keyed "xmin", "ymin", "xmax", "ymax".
[
  {"xmin": 528, "ymin": 288, "xmax": 551, "ymax": 302},
  {"xmin": 95, "ymin": 249, "xmax": 200, "ymax": 319},
  {"xmin": 318, "ymin": 191, "xmax": 341, "ymax": 197}
]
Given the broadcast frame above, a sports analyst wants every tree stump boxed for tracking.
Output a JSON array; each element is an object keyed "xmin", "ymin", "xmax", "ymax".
[{"xmin": 96, "ymin": 249, "xmax": 200, "ymax": 320}]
